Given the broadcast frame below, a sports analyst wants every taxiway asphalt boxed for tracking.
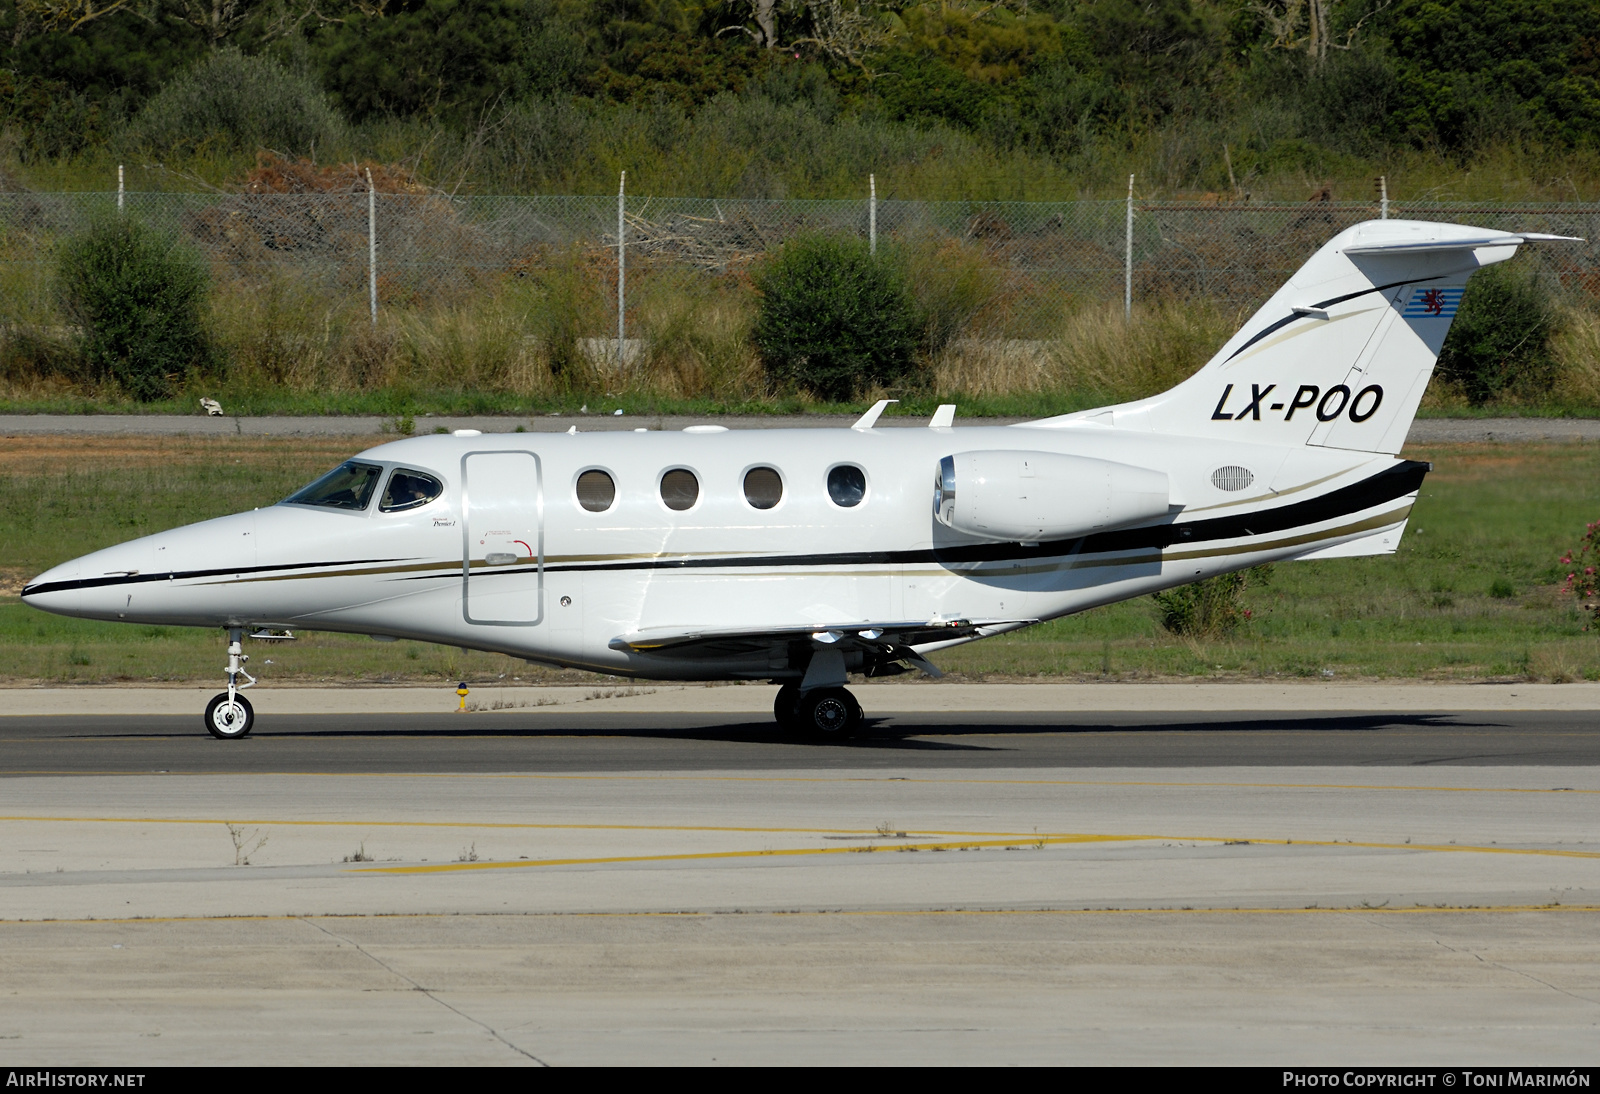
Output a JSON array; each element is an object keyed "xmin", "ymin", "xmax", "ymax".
[{"xmin": 3, "ymin": 707, "xmax": 1600, "ymax": 773}]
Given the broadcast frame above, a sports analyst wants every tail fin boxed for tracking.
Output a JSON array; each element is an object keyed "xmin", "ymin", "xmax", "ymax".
[{"xmin": 1066, "ymin": 220, "xmax": 1578, "ymax": 454}]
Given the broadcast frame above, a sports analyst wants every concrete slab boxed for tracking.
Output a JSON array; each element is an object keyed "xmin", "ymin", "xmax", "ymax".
[{"xmin": 2, "ymin": 911, "xmax": 1596, "ymax": 1065}]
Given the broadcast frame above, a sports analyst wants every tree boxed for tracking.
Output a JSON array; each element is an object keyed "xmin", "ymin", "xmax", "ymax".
[
  {"xmin": 13, "ymin": 0, "xmax": 146, "ymax": 36},
  {"xmin": 1387, "ymin": 0, "xmax": 1600, "ymax": 148},
  {"xmin": 1251, "ymin": 0, "xmax": 1391, "ymax": 71},
  {"xmin": 307, "ymin": 0, "xmax": 529, "ymax": 121},
  {"xmin": 722, "ymin": 0, "xmax": 894, "ymax": 70},
  {"xmin": 723, "ymin": 0, "xmax": 781, "ymax": 48}
]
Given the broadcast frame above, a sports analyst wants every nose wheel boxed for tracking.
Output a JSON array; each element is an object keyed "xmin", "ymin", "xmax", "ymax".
[
  {"xmin": 775, "ymin": 684, "xmax": 861, "ymax": 739},
  {"xmin": 204, "ymin": 627, "xmax": 256, "ymax": 739},
  {"xmin": 205, "ymin": 692, "xmax": 255, "ymax": 739}
]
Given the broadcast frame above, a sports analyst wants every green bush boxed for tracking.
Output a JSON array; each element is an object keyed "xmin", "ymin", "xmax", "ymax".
[
  {"xmin": 752, "ymin": 234, "xmax": 921, "ymax": 402},
  {"xmin": 56, "ymin": 216, "xmax": 215, "ymax": 402},
  {"xmin": 128, "ymin": 49, "xmax": 344, "ymax": 156},
  {"xmin": 1152, "ymin": 565, "xmax": 1272, "ymax": 638},
  {"xmin": 1436, "ymin": 262, "xmax": 1561, "ymax": 406}
]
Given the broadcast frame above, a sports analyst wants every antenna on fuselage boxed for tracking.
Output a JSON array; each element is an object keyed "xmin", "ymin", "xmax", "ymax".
[{"xmin": 852, "ymin": 400, "xmax": 896, "ymax": 430}]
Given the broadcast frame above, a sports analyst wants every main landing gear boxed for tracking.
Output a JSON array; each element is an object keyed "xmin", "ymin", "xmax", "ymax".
[
  {"xmin": 205, "ymin": 627, "xmax": 255, "ymax": 740},
  {"xmin": 774, "ymin": 683, "xmax": 862, "ymax": 740}
]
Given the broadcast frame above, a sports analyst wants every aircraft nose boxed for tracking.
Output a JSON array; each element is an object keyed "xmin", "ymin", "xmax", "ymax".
[
  {"xmin": 20, "ymin": 559, "xmax": 81, "ymax": 616},
  {"xmin": 22, "ymin": 537, "xmax": 154, "ymax": 620}
]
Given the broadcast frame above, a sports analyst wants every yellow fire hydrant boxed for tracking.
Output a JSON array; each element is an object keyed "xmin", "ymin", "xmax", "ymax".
[{"xmin": 456, "ymin": 682, "xmax": 469, "ymax": 713}]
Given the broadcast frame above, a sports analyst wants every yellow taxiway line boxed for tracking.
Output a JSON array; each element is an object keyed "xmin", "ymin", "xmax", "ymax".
[{"xmin": 355, "ymin": 833, "xmax": 1600, "ymax": 875}]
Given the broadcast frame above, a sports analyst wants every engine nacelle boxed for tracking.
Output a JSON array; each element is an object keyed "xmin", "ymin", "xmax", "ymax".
[{"xmin": 934, "ymin": 450, "xmax": 1171, "ymax": 543}]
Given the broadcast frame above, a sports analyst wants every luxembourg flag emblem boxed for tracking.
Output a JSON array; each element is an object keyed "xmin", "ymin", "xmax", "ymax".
[{"xmin": 1402, "ymin": 286, "xmax": 1464, "ymax": 318}]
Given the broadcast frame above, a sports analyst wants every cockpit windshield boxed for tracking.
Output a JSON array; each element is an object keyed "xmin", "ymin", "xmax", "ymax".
[{"xmin": 283, "ymin": 461, "xmax": 383, "ymax": 511}]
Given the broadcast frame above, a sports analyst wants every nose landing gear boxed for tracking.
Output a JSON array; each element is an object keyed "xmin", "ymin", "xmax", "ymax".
[
  {"xmin": 774, "ymin": 683, "xmax": 862, "ymax": 739},
  {"xmin": 205, "ymin": 627, "xmax": 256, "ymax": 740}
]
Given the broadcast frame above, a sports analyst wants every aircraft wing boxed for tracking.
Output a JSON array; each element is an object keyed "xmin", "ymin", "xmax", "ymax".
[{"xmin": 608, "ymin": 617, "xmax": 1038, "ymax": 676}]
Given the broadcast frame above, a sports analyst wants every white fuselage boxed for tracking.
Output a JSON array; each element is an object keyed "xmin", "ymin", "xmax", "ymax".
[{"xmin": 21, "ymin": 421, "xmax": 1419, "ymax": 682}]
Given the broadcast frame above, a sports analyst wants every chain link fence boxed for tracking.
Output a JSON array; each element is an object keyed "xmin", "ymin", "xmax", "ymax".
[{"xmin": 0, "ymin": 192, "xmax": 1595, "ymax": 337}]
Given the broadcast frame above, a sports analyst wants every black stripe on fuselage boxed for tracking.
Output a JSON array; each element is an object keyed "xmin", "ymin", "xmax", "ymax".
[{"xmin": 19, "ymin": 557, "xmax": 416, "ymax": 598}]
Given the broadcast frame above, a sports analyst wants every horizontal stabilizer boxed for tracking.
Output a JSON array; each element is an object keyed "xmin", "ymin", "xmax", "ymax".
[
  {"xmin": 1292, "ymin": 518, "xmax": 1410, "ymax": 560},
  {"xmin": 1343, "ymin": 232, "xmax": 1582, "ymax": 255}
]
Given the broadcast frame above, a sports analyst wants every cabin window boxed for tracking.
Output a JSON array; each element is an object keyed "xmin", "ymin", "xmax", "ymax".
[
  {"xmin": 660, "ymin": 468, "xmax": 700, "ymax": 511},
  {"xmin": 576, "ymin": 469, "xmax": 617, "ymax": 512},
  {"xmin": 284, "ymin": 461, "xmax": 383, "ymax": 511},
  {"xmin": 380, "ymin": 469, "xmax": 443, "ymax": 512},
  {"xmin": 743, "ymin": 467, "xmax": 783, "ymax": 510},
  {"xmin": 827, "ymin": 464, "xmax": 867, "ymax": 508}
]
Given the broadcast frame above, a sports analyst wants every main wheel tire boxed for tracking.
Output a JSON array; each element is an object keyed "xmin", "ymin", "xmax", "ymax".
[
  {"xmin": 204, "ymin": 692, "xmax": 254, "ymax": 740},
  {"xmin": 797, "ymin": 687, "xmax": 860, "ymax": 740},
  {"xmin": 774, "ymin": 683, "xmax": 802, "ymax": 731}
]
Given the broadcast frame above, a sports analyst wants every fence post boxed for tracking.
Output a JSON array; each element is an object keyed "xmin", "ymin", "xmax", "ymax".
[
  {"xmin": 617, "ymin": 170, "xmax": 626, "ymax": 357},
  {"xmin": 869, "ymin": 173, "xmax": 877, "ymax": 256},
  {"xmin": 1124, "ymin": 174, "xmax": 1134, "ymax": 321},
  {"xmin": 366, "ymin": 168, "xmax": 377, "ymax": 327},
  {"xmin": 1380, "ymin": 175, "xmax": 1389, "ymax": 220},
  {"xmin": 117, "ymin": 164, "xmax": 123, "ymax": 212}
]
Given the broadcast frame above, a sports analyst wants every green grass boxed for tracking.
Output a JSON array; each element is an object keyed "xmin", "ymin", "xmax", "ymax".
[{"xmin": 2, "ymin": 439, "xmax": 1598, "ymax": 684}]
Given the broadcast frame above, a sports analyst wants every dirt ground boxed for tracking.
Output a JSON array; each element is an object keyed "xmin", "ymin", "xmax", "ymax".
[{"xmin": 0, "ymin": 433, "xmax": 371, "ymax": 475}]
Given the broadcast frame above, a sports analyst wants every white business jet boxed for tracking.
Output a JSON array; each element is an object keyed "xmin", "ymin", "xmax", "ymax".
[{"xmin": 22, "ymin": 220, "xmax": 1577, "ymax": 739}]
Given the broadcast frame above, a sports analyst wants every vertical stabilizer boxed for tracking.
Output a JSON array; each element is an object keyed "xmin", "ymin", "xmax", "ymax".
[{"xmin": 1051, "ymin": 221, "xmax": 1577, "ymax": 454}]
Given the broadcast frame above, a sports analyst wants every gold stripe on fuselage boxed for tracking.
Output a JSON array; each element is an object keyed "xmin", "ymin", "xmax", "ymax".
[
  {"xmin": 195, "ymin": 505, "xmax": 1410, "ymax": 589},
  {"xmin": 1180, "ymin": 468, "xmax": 1353, "ymax": 515}
]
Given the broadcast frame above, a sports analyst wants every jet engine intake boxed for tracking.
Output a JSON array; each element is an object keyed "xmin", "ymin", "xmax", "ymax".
[{"xmin": 934, "ymin": 450, "xmax": 1170, "ymax": 543}]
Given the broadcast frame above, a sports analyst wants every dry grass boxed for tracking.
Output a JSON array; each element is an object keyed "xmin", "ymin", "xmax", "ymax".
[
  {"xmin": 628, "ymin": 272, "xmax": 766, "ymax": 401},
  {"xmin": 206, "ymin": 261, "xmax": 770, "ymax": 403},
  {"xmin": 1552, "ymin": 305, "xmax": 1600, "ymax": 405},
  {"xmin": 0, "ymin": 433, "xmax": 369, "ymax": 475},
  {"xmin": 932, "ymin": 298, "xmax": 1241, "ymax": 403},
  {"xmin": 215, "ymin": 278, "xmax": 551, "ymax": 397}
]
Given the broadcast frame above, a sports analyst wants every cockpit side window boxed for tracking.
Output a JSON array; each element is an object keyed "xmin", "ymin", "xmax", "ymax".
[
  {"xmin": 380, "ymin": 468, "xmax": 444, "ymax": 512},
  {"xmin": 283, "ymin": 461, "xmax": 383, "ymax": 511}
]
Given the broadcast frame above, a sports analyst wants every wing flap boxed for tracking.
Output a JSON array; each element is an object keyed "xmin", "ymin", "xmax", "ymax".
[{"xmin": 609, "ymin": 618, "xmax": 1038, "ymax": 658}]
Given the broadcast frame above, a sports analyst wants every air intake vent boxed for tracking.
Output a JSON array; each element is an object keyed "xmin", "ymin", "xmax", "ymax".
[{"xmin": 1211, "ymin": 465, "xmax": 1254, "ymax": 492}]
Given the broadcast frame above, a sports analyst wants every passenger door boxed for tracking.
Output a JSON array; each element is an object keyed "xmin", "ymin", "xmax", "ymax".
[{"xmin": 462, "ymin": 450, "xmax": 543, "ymax": 626}]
